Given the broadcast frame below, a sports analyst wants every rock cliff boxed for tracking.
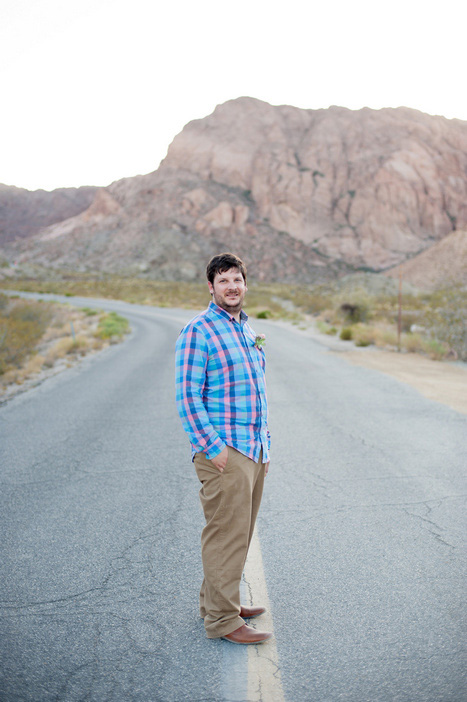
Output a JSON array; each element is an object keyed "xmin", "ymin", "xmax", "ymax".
[{"xmin": 163, "ymin": 98, "xmax": 467, "ymax": 270}]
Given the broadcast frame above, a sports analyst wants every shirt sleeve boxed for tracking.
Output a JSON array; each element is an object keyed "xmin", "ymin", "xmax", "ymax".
[{"xmin": 175, "ymin": 324, "xmax": 227, "ymax": 459}]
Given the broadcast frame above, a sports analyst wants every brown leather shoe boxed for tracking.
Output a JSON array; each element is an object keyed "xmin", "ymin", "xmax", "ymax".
[
  {"xmin": 222, "ymin": 624, "xmax": 273, "ymax": 645},
  {"xmin": 240, "ymin": 605, "xmax": 266, "ymax": 619}
]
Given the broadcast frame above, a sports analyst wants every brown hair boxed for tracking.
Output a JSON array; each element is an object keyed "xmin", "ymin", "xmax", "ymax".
[{"xmin": 206, "ymin": 253, "xmax": 247, "ymax": 285}]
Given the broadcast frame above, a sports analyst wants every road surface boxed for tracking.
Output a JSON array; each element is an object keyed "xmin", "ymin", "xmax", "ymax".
[{"xmin": 1, "ymin": 294, "xmax": 466, "ymax": 701}]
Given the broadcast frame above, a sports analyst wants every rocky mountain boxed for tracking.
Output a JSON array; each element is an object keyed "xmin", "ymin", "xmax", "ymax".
[
  {"xmin": 384, "ymin": 229, "xmax": 467, "ymax": 289},
  {"xmin": 0, "ymin": 184, "xmax": 97, "ymax": 244},
  {"xmin": 1, "ymin": 97, "xmax": 466, "ymax": 284}
]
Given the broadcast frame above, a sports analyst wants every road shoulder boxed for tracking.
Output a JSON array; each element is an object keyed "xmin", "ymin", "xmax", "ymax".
[
  {"xmin": 331, "ymin": 348, "xmax": 467, "ymax": 415},
  {"xmin": 270, "ymin": 318, "xmax": 467, "ymax": 416}
]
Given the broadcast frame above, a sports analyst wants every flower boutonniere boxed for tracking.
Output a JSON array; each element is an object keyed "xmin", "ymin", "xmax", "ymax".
[{"xmin": 254, "ymin": 334, "xmax": 266, "ymax": 350}]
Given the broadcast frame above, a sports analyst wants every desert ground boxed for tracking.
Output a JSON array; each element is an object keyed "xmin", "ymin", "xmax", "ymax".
[
  {"xmin": 336, "ymin": 348, "xmax": 467, "ymax": 415},
  {"xmin": 277, "ymin": 319, "xmax": 467, "ymax": 416}
]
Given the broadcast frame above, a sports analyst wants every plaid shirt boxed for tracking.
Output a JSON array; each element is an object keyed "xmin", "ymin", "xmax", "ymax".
[{"xmin": 175, "ymin": 301, "xmax": 270, "ymax": 463}]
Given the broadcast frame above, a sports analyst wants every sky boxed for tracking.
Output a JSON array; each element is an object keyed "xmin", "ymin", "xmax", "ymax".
[{"xmin": 1, "ymin": 0, "xmax": 465, "ymax": 192}]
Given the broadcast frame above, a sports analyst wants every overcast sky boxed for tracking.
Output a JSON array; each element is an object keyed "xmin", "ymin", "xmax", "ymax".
[{"xmin": 1, "ymin": 0, "xmax": 465, "ymax": 191}]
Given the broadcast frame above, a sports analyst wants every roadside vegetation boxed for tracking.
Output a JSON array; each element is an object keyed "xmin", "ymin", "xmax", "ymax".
[
  {"xmin": 277, "ymin": 278, "xmax": 467, "ymax": 361},
  {"xmin": 0, "ymin": 293, "xmax": 130, "ymax": 396},
  {"xmin": 1, "ymin": 274, "xmax": 466, "ymax": 361}
]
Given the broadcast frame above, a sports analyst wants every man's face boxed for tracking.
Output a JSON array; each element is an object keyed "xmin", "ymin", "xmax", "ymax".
[{"xmin": 208, "ymin": 267, "xmax": 247, "ymax": 315}]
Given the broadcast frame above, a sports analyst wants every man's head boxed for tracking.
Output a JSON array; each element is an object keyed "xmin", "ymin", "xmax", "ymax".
[
  {"xmin": 206, "ymin": 253, "xmax": 248, "ymax": 318},
  {"xmin": 206, "ymin": 252, "xmax": 247, "ymax": 286}
]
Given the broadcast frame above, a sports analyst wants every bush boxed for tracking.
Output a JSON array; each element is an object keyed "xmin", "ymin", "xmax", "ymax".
[
  {"xmin": 340, "ymin": 302, "xmax": 369, "ymax": 324},
  {"xmin": 402, "ymin": 333, "xmax": 424, "ymax": 354},
  {"xmin": 421, "ymin": 285, "xmax": 467, "ymax": 361},
  {"xmin": 24, "ymin": 354, "xmax": 45, "ymax": 375},
  {"xmin": 375, "ymin": 327, "xmax": 398, "ymax": 348},
  {"xmin": 352, "ymin": 324, "xmax": 377, "ymax": 347},
  {"xmin": 340, "ymin": 327, "xmax": 353, "ymax": 341},
  {"xmin": 421, "ymin": 338, "xmax": 450, "ymax": 361},
  {"xmin": 0, "ymin": 301, "xmax": 53, "ymax": 374},
  {"xmin": 96, "ymin": 312, "xmax": 130, "ymax": 340},
  {"xmin": 256, "ymin": 310, "xmax": 272, "ymax": 319},
  {"xmin": 316, "ymin": 320, "xmax": 338, "ymax": 335}
]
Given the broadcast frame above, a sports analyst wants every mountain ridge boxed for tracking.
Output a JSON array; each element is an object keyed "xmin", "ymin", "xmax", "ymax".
[{"xmin": 1, "ymin": 97, "xmax": 466, "ymax": 286}]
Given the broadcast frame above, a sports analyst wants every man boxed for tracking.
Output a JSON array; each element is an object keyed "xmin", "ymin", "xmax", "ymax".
[{"xmin": 175, "ymin": 252, "xmax": 273, "ymax": 645}]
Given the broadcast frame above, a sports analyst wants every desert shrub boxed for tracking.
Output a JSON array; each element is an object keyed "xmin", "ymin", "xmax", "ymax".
[
  {"xmin": 71, "ymin": 335, "xmax": 89, "ymax": 353},
  {"xmin": 339, "ymin": 302, "xmax": 369, "ymax": 324},
  {"xmin": 421, "ymin": 338, "xmax": 450, "ymax": 361},
  {"xmin": 316, "ymin": 320, "xmax": 337, "ymax": 335},
  {"xmin": 96, "ymin": 312, "xmax": 130, "ymax": 340},
  {"xmin": 402, "ymin": 333, "xmax": 424, "ymax": 354},
  {"xmin": 81, "ymin": 307, "xmax": 99, "ymax": 316},
  {"xmin": 0, "ymin": 300, "xmax": 53, "ymax": 374},
  {"xmin": 340, "ymin": 327, "xmax": 353, "ymax": 341},
  {"xmin": 53, "ymin": 337, "xmax": 76, "ymax": 355},
  {"xmin": 43, "ymin": 336, "xmax": 87, "ymax": 366},
  {"xmin": 352, "ymin": 324, "xmax": 377, "ymax": 347},
  {"xmin": 374, "ymin": 327, "xmax": 398, "ymax": 348},
  {"xmin": 24, "ymin": 354, "xmax": 46, "ymax": 375},
  {"xmin": 421, "ymin": 285, "xmax": 467, "ymax": 361}
]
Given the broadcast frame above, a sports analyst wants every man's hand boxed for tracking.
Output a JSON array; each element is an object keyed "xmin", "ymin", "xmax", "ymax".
[
  {"xmin": 265, "ymin": 461, "xmax": 270, "ymax": 476},
  {"xmin": 211, "ymin": 446, "xmax": 229, "ymax": 472}
]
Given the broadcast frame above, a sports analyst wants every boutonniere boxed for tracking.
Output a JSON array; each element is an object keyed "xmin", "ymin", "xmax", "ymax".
[{"xmin": 254, "ymin": 334, "xmax": 266, "ymax": 349}]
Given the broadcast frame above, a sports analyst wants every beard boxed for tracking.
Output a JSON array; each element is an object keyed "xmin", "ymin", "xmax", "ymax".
[{"xmin": 212, "ymin": 289, "xmax": 246, "ymax": 315}]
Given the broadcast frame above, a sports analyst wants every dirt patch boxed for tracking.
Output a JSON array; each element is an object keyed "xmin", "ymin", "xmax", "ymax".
[{"xmin": 334, "ymin": 349, "xmax": 467, "ymax": 415}]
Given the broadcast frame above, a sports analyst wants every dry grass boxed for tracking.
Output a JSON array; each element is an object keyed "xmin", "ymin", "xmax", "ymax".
[
  {"xmin": 0, "ymin": 295, "xmax": 129, "ymax": 398},
  {"xmin": 0, "ymin": 297, "xmax": 53, "ymax": 373},
  {"xmin": 25, "ymin": 354, "xmax": 46, "ymax": 375},
  {"xmin": 42, "ymin": 335, "xmax": 91, "ymax": 367}
]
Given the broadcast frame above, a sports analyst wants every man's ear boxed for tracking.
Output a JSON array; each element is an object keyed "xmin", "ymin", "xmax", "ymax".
[{"xmin": 207, "ymin": 281, "xmax": 214, "ymax": 295}]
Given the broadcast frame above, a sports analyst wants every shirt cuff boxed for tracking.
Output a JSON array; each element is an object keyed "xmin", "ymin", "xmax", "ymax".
[{"xmin": 205, "ymin": 440, "xmax": 227, "ymax": 460}]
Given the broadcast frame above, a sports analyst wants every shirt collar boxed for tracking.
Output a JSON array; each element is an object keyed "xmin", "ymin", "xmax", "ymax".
[{"xmin": 208, "ymin": 301, "xmax": 249, "ymax": 324}]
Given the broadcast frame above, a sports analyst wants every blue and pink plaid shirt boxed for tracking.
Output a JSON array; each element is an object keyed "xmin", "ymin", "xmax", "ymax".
[{"xmin": 175, "ymin": 301, "xmax": 270, "ymax": 463}]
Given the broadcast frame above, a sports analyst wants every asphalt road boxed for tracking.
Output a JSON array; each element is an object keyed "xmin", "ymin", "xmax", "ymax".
[{"xmin": 1, "ymin": 295, "xmax": 466, "ymax": 702}]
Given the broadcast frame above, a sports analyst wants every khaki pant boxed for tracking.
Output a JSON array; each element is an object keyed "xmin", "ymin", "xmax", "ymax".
[{"xmin": 194, "ymin": 447, "xmax": 266, "ymax": 638}]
